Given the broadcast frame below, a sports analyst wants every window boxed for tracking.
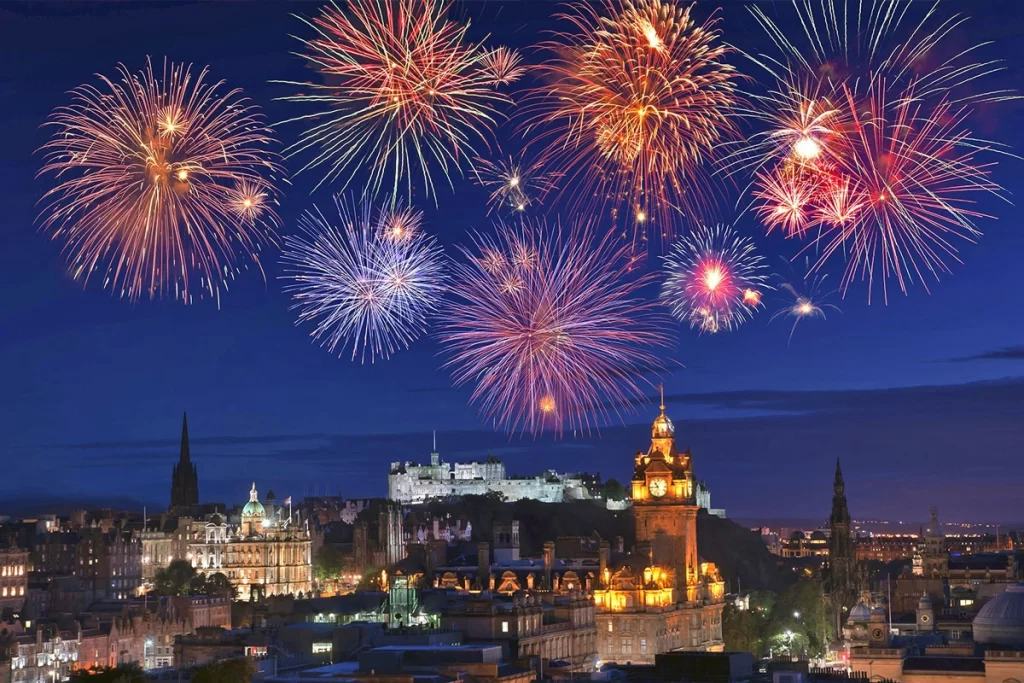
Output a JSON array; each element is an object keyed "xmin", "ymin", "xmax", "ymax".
[
  {"xmin": 607, "ymin": 622, "xmax": 613, "ymax": 633},
  {"xmin": 502, "ymin": 620, "xmax": 509, "ymax": 633},
  {"xmin": 620, "ymin": 639, "xmax": 632, "ymax": 655},
  {"xmin": 640, "ymin": 639, "xmax": 647, "ymax": 655}
]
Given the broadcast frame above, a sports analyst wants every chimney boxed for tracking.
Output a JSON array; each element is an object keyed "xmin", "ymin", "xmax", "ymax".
[
  {"xmin": 478, "ymin": 542, "xmax": 491, "ymax": 591},
  {"xmin": 543, "ymin": 541, "xmax": 555, "ymax": 589},
  {"xmin": 599, "ymin": 540, "xmax": 610, "ymax": 589}
]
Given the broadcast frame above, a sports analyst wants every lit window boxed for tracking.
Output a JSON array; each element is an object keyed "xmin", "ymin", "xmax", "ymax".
[
  {"xmin": 607, "ymin": 622, "xmax": 613, "ymax": 633},
  {"xmin": 502, "ymin": 621, "xmax": 509, "ymax": 633}
]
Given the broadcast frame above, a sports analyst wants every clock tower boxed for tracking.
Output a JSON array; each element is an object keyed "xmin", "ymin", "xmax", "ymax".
[{"xmin": 631, "ymin": 399, "xmax": 700, "ymax": 598}]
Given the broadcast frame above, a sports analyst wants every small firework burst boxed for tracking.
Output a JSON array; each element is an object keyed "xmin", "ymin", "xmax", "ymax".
[
  {"xmin": 771, "ymin": 267, "xmax": 840, "ymax": 343},
  {"xmin": 661, "ymin": 224, "xmax": 770, "ymax": 334},
  {"xmin": 36, "ymin": 58, "xmax": 283, "ymax": 305},
  {"xmin": 479, "ymin": 47, "xmax": 527, "ymax": 86},
  {"xmin": 281, "ymin": 197, "xmax": 446, "ymax": 363},
  {"xmin": 473, "ymin": 154, "xmax": 558, "ymax": 215},
  {"xmin": 439, "ymin": 220, "xmax": 670, "ymax": 436}
]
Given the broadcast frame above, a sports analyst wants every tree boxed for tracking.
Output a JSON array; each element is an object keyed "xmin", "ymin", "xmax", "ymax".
[
  {"xmin": 203, "ymin": 572, "xmax": 238, "ymax": 599},
  {"xmin": 69, "ymin": 664, "xmax": 145, "ymax": 683},
  {"xmin": 601, "ymin": 479, "xmax": 626, "ymax": 501},
  {"xmin": 153, "ymin": 559, "xmax": 198, "ymax": 596},
  {"xmin": 313, "ymin": 545, "xmax": 346, "ymax": 582},
  {"xmin": 723, "ymin": 603, "xmax": 763, "ymax": 656},
  {"xmin": 191, "ymin": 659, "xmax": 254, "ymax": 683}
]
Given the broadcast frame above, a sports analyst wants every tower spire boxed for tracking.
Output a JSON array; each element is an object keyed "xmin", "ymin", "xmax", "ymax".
[{"xmin": 659, "ymin": 383, "xmax": 665, "ymax": 413}]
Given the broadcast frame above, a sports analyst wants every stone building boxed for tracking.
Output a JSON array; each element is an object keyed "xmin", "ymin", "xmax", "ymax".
[
  {"xmin": 592, "ymin": 403, "xmax": 725, "ymax": 665},
  {"xmin": 851, "ymin": 585, "xmax": 1024, "ymax": 683},
  {"xmin": 189, "ymin": 483, "xmax": 312, "ymax": 602},
  {"xmin": 0, "ymin": 543, "xmax": 27, "ymax": 612},
  {"xmin": 388, "ymin": 442, "xmax": 588, "ymax": 504},
  {"xmin": 443, "ymin": 592, "xmax": 598, "ymax": 672},
  {"xmin": 27, "ymin": 527, "xmax": 142, "ymax": 602}
]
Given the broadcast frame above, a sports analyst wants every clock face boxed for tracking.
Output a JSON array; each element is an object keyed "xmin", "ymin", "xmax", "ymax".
[
  {"xmin": 649, "ymin": 479, "xmax": 668, "ymax": 497},
  {"xmin": 921, "ymin": 615, "xmax": 930, "ymax": 623},
  {"xmin": 872, "ymin": 628, "xmax": 884, "ymax": 639}
]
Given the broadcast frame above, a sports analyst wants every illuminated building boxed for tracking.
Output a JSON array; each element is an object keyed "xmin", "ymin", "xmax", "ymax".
[
  {"xmin": 0, "ymin": 544, "xmax": 27, "ymax": 612},
  {"xmin": 189, "ymin": 483, "xmax": 312, "ymax": 602},
  {"xmin": 592, "ymin": 404, "xmax": 725, "ymax": 664},
  {"xmin": 169, "ymin": 412, "xmax": 199, "ymax": 511},
  {"xmin": 388, "ymin": 441, "xmax": 588, "ymax": 504}
]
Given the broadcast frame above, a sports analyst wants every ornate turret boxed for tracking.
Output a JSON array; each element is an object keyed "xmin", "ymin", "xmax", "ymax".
[{"xmin": 169, "ymin": 412, "xmax": 199, "ymax": 510}]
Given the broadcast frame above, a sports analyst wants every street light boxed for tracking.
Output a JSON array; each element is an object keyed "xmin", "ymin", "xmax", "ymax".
[{"xmin": 794, "ymin": 611, "xmax": 801, "ymax": 619}]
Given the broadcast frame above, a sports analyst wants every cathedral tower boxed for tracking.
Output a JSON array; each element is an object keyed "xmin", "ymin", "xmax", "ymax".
[
  {"xmin": 828, "ymin": 459, "xmax": 857, "ymax": 622},
  {"xmin": 631, "ymin": 399, "xmax": 700, "ymax": 596},
  {"xmin": 169, "ymin": 412, "xmax": 199, "ymax": 510}
]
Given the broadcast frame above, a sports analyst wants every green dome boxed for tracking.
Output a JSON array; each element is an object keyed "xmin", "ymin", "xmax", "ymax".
[{"xmin": 242, "ymin": 482, "xmax": 266, "ymax": 518}]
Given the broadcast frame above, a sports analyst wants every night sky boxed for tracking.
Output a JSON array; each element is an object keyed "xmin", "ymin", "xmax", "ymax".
[{"xmin": 2, "ymin": 1, "xmax": 1023, "ymax": 523}]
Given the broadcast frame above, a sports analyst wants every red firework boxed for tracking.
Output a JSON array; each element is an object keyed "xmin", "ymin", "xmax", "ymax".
[{"xmin": 439, "ymin": 221, "xmax": 670, "ymax": 436}]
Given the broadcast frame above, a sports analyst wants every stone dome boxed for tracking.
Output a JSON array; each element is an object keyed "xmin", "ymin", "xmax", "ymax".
[
  {"xmin": 242, "ymin": 482, "xmax": 266, "ymax": 519},
  {"xmin": 974, "ymin": 584, "xmax": 1024, "ymax": 649},
  {"xmin": 849, "ymin": 603, "xmax": 871, "ymax": 623}
]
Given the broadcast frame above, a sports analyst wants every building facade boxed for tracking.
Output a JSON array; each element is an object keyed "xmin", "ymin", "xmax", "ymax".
[
  {"xmin": 388, "ymin": 448, "xmax": 588, "ymax": 504},
  {"xmin": 27, "ymin": 528, "xmax": 142, "ymax": 602},
  {"xmin": 189, "ymin": 483, "xmax": 312, "ymax": 602},
  {"xmin": 0, "ymin": 545, "xmax": 27, "ymax": 612},
  {"xmin": 592, "ymin": 405, "xmax": 725, "ymax": 665}
]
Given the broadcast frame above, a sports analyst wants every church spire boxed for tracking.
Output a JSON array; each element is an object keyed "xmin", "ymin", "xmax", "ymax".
[
  {"xmin": 180, "ymin": 412, "xmax": 191, "ymax": 464},
  {"xmin": 170, "ymin": 411, "xmax": 199, "ymax": 510}
]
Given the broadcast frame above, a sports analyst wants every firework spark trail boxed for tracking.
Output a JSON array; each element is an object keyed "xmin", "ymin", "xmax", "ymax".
[
  {"xmin": 281, "ymin": 197, "xmax": 446, "ymax": 363},
  {"xmin": 522, "ymin": 0, "xmax": 741, "ymax": 248},
  {"xmin": 275, "ymin": 0, "xmax": 516, "ymax": 201},
  {"xmin": 440, "ymin": 221, "xmax": 670, "ymax": 436},
  {"xmin": 660, "ymin": 224, "xmax": 769, "ymax": 334},
  {"xmin": 37, "ymin": 58, "xmax": 283, "ymax": 305}
]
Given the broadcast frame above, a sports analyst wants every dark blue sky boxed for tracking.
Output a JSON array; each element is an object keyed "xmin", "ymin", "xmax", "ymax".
[{"xmin": 1, "ymin": 1, "xmax": 1023, "ymax": 522}]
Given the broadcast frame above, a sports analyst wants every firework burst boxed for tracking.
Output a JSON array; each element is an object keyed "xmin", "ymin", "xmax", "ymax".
[
  {"xmin": 276, "ymin": 0, "xmax": 514, "ymax": 200},
  {"xmin": 37, "ymin": 58, "xmax": 282, "ymax": 305},
  {"xmin": 473, "ymin": 154, "xmax": 558, "ymax": 215},
  {"xmin": 737, "ymin": 0, "xmax": 1015, "ymax": 302},
  {"xmin": 440, "ymin": 221, "xmax": 670, "ymax": 436},
  {"xmin": 523, "ymin": 0, "xmax": 741, "ymax": 246},
  {"xmin": 661, "ymin": 224, "xmax": 769, "ymax": 334},
  {"xmin": 281, "ymin": 198, "xmax": 446, "ymax": 363}
]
